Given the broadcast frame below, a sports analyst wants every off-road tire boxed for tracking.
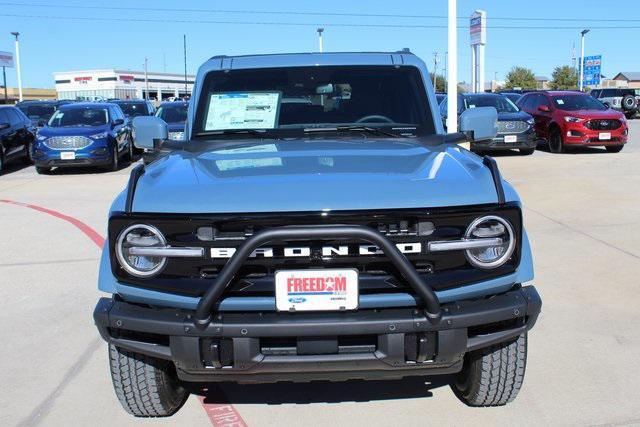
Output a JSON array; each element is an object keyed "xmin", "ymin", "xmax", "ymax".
[
  {"xmin": 109, "ymin": 344, "xmax": 188, "ymax": 417},
  {"xmin": 605, "ymin": 145, "xmax": 624, "ymax": 153},
  {"xmin": 451, "ymin": 333, "xmax": 527, "ymax": 407},
  {"xmin": 519, "ymin": 148, "xmax": 535, "ymax": 155},
  {"xmin": 35, "ymin": 166, "xmax": 52, "ymax": 174},
  {"xmin": 624, "ymin": 111, "xmax": 636, "ymax": 119},
  {"xmin": 622, "ymin": 94, "xmax": 636, "ymax": 111}
]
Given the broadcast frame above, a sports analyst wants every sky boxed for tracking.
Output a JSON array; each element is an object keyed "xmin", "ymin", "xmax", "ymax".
[{"xmin": 1, "ymin": 0, "xmax": 639, "ymax": 89}]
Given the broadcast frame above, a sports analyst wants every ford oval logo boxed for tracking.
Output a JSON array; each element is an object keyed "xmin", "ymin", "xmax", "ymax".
[
  {"xmin": 600, "ymin": 121, "xmax": 609, "ymax": 127},
  {"xmin": 289, "ymin": 297, "xmax": 306, "ymax": 304}
]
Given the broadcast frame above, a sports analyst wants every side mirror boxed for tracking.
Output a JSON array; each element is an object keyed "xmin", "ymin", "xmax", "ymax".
[
  {"xmin": 538, "ymin": 105, "xmax": 551, "ymax": 112},
  {"xmin": 0, "ymin": 122, "xmax": 10, "ymax": 131},
  {"xmin": 132, "ymin": 116, "xmax": 168, "ymax": 150},
  {"xmin": 459, "ymin": 106, "xmax": 497, "ymax": 142},
  {"xmin": 113, "ymin": 118, "xmax": 124, "ymax": 126}
]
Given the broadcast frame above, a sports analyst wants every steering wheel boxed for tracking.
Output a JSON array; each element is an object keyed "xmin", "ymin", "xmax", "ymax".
[{"xmin": 355, "ymin": 115, "xmax": 394, "ymax": 124}]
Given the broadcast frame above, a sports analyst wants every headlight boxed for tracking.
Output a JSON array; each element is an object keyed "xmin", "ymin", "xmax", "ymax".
[
  {"xmin": 563, "ymin": 116, "xmax": 582, "ymax": 123},
  {"xmin": 168, "ymin": 131, "xmax": 185, "ymax": 140},
  {"xmin": 89, "ymin": 132, "xmax": 109, "ymax": 139},
  {"xmin": 464, "ymin": 215, "xmax": 516, "ymax": 269},
  {"xmin": 37, "ymin": 134, "xmax": 47, "ymax": 141},
  {"xmin": 116, "ymin": 224, "xmax": 167, "ymax": 277}
]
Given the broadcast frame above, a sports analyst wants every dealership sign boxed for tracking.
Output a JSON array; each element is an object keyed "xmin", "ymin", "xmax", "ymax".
[
  {"xmin": 582, "ymin": 55, "xmax": 602, "ymax": 86},
  {"xmin": 74, "ymin": 76, "xmax": 92, "ymax": 84},
  {"xmin": 470, "ymin": 10, "xmax": 486, "ymax": 46},
  {"xmin": 0, "ymin": 51, "xmax": 14, "ymax": 68}
]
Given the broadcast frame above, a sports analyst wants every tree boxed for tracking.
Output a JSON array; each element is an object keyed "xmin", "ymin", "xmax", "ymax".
[
  {"xmin": 549, "ymin": 65, "xmax": 578, "ymax": 90},
  {"xmin": 504, "ymin": 67, "xmax": 537, "ymax": 90},
  {"xmin": 429, "ymin": 73, "xmax": 466, "ymax": 93}
]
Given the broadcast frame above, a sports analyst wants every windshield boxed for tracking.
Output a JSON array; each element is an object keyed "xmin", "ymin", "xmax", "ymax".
[
  {"xmin": 118, "ymin": 102, "xmax": 148, "ymax": 117},
  {"xmin": 17, "ymin": 104, "xmax": 56, "ymax": 120},
  {"xmin": 551, "ymin": 95, "xmax": 607, "ymax": 111},
  {"xmin": 194, "ymin": 65, "xmax": 434, "ymax": 138},
  {"xmin": 48, "ymin": 108, "xmax": 109, "ymax": 127},
  {"xmin": 465, "ymin": 95, "xmax": 519, "ymax": 113},
  {"xmin": 156, "ymin": 104, "xmax": 188, "ymax": 123}
]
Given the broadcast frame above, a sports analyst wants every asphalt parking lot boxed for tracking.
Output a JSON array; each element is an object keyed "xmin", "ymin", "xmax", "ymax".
[{"xmin": 1, "ymin": 123, "xmax": 639, "ymax": 427}]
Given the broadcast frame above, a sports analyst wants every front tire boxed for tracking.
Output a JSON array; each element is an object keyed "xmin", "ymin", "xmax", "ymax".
[
  {"xmin": 548, "ymin": 127, "xmax": 564, "ymax": 153},
  {"xmin": 105, "ymin": 145, "xmax": 119, "ymax": 171},
  {"xmin": 109, "ymin": 344, "xmax": 188, "ymax": 417},
  {"xmin": 22, "ymin": 141, "xmax": 34, "ymax": 164},
  {"xmin": 605, "ymin": 145, "xmax": 624, "ymax": 153},
  {"xmin": 451, "ymin": 334, "xmax": 527, "ymax": 407},
  {"xmin": 519, "ymin": 147, "xmax": 535, "ymax": 155},
  {"xmin": 35, "ymin": 166, "xmax": 52, "ymax": 174}
]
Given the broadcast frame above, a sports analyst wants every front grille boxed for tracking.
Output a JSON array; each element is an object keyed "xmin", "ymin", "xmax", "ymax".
[
  {"xmin": 109, "ymin": 205, "xmax": 523, "ymax": 298},
  {"xmin": 584, "ymin": 119, "xmax": 621, "ymax": 130},
  {"xmin": 496, "ymin": 121, "xmax": 529, "ymax": 134},
  {"xmin": 44, "ymin": 136, "xmax": 93, "ymax": 150}
]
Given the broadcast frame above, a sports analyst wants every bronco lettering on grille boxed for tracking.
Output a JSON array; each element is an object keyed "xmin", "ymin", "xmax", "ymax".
[{"xmin": 210, "ymin": 243, "xmax": 422, "ymax": 259}]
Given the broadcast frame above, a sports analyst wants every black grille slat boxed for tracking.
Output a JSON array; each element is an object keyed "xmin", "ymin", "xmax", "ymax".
[{"xmin": 584, "ymin": 119, "xmax": 621, "ymax": 130}]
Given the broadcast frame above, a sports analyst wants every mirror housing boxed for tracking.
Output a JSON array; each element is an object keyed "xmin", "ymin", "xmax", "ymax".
[
  {"xmin": 538, "ymin": 104, "xmax": 551, "ymax": 112},
  {"xmin": 459, "ymin": 106, "xmax": 498, "ymax": 142},
  {"xmin": 113, "ymin": 118, "xmax": 124, "ymax": 126},
  {"xmin": 132, "ymin": 116, "xmax": 168, "ymax": 150}
]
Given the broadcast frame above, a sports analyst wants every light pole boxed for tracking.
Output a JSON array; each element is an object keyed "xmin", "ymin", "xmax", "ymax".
[
  {"xmin": 144, "ymin": 57, "xmax": 149, "ymax": 100},
  {"xmin": 10, "ymin": 32, "xmax": 22, "ymax": 102},
  {"xmin": 446, "ymin": 0, "xmax": 457, "ymax": 132},
  {"xmin": 579, "ymin": 29, "xmax": 589, "ymax": 91},
  {"xmin": 183, "ymin": 35, "xmax": 188, "ymax": 97},
  {"xmin": 432, "ymin": 51, "xmax": 439, "ymax": 89},
  {"xmin": 317, "ymin": 28, "xmax": 324, "ymax": 52}
]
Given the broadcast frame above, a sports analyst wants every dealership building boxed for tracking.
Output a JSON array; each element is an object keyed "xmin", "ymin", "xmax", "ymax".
[{"xmin": 52, "ymin": 69, "xmax": 195, "ymax": 101}]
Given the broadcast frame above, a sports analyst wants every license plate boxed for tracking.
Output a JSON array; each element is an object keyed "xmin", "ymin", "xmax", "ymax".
[
  {"xmin": 599, "ymin": 132, "xmax": 611, "ymax": 140},
  {"xmin": 60, "ymin": 151, "xmax": 76, "ymax": 160},
  {"xmin": 504, "ymin": 135, "xmax": 517, "ymax": 143},
  {"xmin": 275, "ymin": 269, "xmax": 358, "ymax": 312}
]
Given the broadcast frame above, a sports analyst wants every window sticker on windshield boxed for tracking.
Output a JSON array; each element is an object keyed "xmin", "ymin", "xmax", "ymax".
[
  {"xmin": 205, "ymin": 92, "xmax": 280, "ymax": 131},
  {"xmin": 556, "ymin": 99, "xmax": 565, "ymax": 105}
]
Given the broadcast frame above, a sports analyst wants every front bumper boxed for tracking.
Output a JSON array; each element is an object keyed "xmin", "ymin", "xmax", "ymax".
[
  {"xmin": 563, "ymin": 123, "xmax": 628, "ymax": 146},
  {"xmin": 94, "ymin": 285, "xmax": 541, "ymax": 383},
  {"xmin": 33, "ymin": 139, "xmax": 112, "ymax": 168}
]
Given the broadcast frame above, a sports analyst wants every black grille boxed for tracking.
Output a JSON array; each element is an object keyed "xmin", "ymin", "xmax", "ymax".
[
  {"xmin": 496, "ymin": 121, "xmax": 529, "ymax": 134},
  {"xmin": 584, "ymin": 119, "xmax": 621, "ymax": 130},
  {"xmin": 109, "ymin": 204, "xmax": 522, "ymax": 297}
]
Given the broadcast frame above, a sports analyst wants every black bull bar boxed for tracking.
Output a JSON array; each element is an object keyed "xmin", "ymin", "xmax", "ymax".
[{"xmin": 194, "ymin": 224, "xmax": 442, "ymax": 328}]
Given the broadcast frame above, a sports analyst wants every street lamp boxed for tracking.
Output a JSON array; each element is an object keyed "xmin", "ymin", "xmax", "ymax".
[
  {"xmin": 578, "ymin": 29, "xmax": 590, "ymax": 91},
  {"xmin": 10, "ymin": 31, "xmax": 22, "ymax": 102},
  {"xmin": 317, "ymin": 28, "xmax": 324, "ymax": 53}
]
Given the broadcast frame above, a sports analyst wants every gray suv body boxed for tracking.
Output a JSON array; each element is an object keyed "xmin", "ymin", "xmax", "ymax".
[{"xmin": 590, "ymin": 88, "xmax": 638, "ymax": 118}]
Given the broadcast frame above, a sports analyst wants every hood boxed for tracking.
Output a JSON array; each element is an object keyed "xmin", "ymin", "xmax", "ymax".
[
  {"xmin": 497, "ymin": 111, "xmax": 532, "ymax": 121},
  {"xmin": 559, "ymin": 109, "xmax": 624, "ymax": 119},
  {"xmin": 130, "ymin": 138, "xmax": 503, "ymax": 214},
  {"xmin": 39, "ymin": 124, "xmax": 110, "ymax": 137}
]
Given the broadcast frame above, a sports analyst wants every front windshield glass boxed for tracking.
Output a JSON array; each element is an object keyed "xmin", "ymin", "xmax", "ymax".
[
  {"xmin": 48, "ymin": 108, "xmax": 109, "ymax": 127},
  {"xmin": 465, "ymin": 95, "xmax": 519, "ymax": 113},
  {"xmin": 118, "ymin": 102, "xmax": 147, "ymax": 117},
  {"xmin": 18, "ymin": 104, "xmax": 56, "ymax": 120},
  {"xmin": 194, "ymin": 66, "xmax": 434, "ymax": 137},
  {"xmin": 156, "ymin": 104, "xmax": 188, "ymax": 123},
  {"xmin": 552, "ymin": 95, "xmax": 606, "ymax": 111}
]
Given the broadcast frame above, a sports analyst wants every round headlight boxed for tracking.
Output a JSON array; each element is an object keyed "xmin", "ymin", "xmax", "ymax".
[
  {"xmin": 116, "ymin": 224, "xmax": 167, "ymax": 277},
  {"xmin": 464, "ymin": 215, "xmax": 515, "ymax": 269}
]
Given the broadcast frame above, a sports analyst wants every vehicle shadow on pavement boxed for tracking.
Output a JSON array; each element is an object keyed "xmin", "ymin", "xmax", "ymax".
[
  {"xmin": 196, "ymin": 376, "xmax": 451, "ymax": 405},
  {"xmin": 1, "ymin": 162, "xmax": 31, "ymax": 175}
]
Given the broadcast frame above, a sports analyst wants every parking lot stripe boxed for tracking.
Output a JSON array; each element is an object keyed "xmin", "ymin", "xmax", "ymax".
[{"xmin": 0, "ymin": 198, "xmax": 248, "ymax": 426}]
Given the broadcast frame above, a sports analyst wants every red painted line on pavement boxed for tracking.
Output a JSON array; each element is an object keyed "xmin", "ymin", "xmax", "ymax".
[
  {"xmin": 0, "ymin": 199, "xmax": 247, "ymax": 426},
  {"xmin": 0, "ymin": 199, "xmax": 105, "ymax": 247}
]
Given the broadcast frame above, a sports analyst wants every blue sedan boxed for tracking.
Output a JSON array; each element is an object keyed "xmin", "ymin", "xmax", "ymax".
[{"xmin": 33, "ymin": 103, "xmax": 133, "ymax": 174}]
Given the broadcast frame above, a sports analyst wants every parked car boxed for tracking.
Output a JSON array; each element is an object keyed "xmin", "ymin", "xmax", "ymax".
[
  {"xmin": 0, "ymin": 105, "xmax": 36, "ymax": 174},
  {"xmin": 440, "ymin": 93, "xmax": 540, "ymax": 155},
  {"xmin": 435, "ymin": 92, "xmax": 446, "ymax": 104},
  {"xmin": 155, "ymin": 101, "xmax": 188, "ymax": 140},
  {"xmin": 112, "ymin": 99, "xmax": 156, "ymax": 122},
  {"xmin": 33, "ymin": 102, "xmax": 133, "ymax": 173},
  {"xmin": 93, "ymin": 51, "xmax": 541, "ymax": 417},
  {"xmin": 500, "ymin": 92, "xmax": 522, "ymax": 104},
  {"xmin": 517, "ymin": 91, "xmax": 628, "ymax": 153},
  {"xmin": 15, "ymin": 100, "xmax": 62, "ymax": 131},
  {"xmin": 589, "ymin": 88, "xmax": 637, "ymax": 118}
]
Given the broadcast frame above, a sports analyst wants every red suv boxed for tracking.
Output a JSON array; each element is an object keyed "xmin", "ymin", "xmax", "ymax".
[{"xmin": 517, "ymin": 91, "xmax": 628, "ymax": 153}]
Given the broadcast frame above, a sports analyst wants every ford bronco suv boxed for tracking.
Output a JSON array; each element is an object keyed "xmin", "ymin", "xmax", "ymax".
[{"xmin": 93, "ymin": 51, "xmax": 541, "ymax": 417}]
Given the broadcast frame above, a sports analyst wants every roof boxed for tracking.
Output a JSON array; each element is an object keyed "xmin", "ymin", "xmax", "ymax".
[
  {"xmin": 613, "ymin": 72, "xmax": 640, "ymax": 81},
  {"xmin": 539, "ymin": 90, "xmax": 584, "ymax": 96},
  {"xmin": 59, "ymin": 102, "xmax": 117, "ymax": 109},
  {"xmin": 111, "ymin": 99, "xmax": 147, "ymax": 104}
]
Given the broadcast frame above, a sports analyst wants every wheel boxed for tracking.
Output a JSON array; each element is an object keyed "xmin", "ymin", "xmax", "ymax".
[
  {"xmin": 624, "ymin": 111, "xmax": 636, "ymax": 119},
  {"xmin": 519, "ymin": 148, "xmax": 535, "ymax": 155},
  {"xmin": 605, "ymin": 145, "xmax": 624, "ymax": 153},
  {"xmin": 127, "ymin": 138, "xmax": 134, "ymax": 161},
  {"xmin": 621, "ymin": 94, "xmax": 636, "ymax": 112},
  {"xmin": 22, "ymin": 141, "xmax": 34, "ymax": 164},
  {"xmin": 109, "ymin": 344, "xmax": 188, "ymax": 417},
  {"xmin": 105, "ymin": 145, "xmax": 119, "ymax": 171},
  {"xmin": 35, "ymin": 166, "xmax": 52, "ymax": 174},
  {"xmin": 0, "ymin": 144, "xmax": 4, "ymax": 175},
  {"xmin": 548, "ymin": 127, "xmax": 564, "ymax": 153},
  {"xmin": 451, "ymin": 334, "xmax": 527, "ymax": 407}
]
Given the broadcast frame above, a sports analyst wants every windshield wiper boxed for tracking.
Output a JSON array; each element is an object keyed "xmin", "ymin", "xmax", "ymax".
[
  {"xmin": 304, "ymin": 126, "xmax": 401, "ymax": 138},
  {"xmin": 195, "ymin": 129, "xmax": 267, "ymax": 138}
]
